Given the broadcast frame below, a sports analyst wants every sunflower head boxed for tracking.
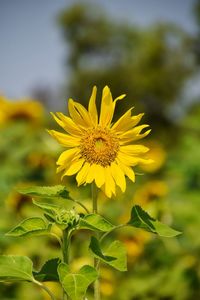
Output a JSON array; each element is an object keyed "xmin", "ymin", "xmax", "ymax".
[
  {"xmin": 0, "ymin": 96, "xmax": 44, "ymax": 125},
  {"xmin": 48, "ymin": 86, "xmax": 152, "ymax": 198}
]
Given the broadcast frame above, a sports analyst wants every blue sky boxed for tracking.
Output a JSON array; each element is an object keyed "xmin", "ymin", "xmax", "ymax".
[{"xmin": 0, "ymin": 0, "xmax": 197, "ymax": 99}]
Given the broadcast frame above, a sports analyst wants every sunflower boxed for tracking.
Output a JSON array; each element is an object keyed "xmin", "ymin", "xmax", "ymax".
[
  {"xmin": 48, "ymin": 86, "xmax": 152, "ymax": 198},
  {"xmin": 0, "ymin": 95, "xmax": 44, "ymax": 124}
]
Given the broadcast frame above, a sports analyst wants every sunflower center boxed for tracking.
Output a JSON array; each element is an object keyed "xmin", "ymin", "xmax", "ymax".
[{"xmin": 80, "ymin": 127, "xmax": 119, "ymax": 167}]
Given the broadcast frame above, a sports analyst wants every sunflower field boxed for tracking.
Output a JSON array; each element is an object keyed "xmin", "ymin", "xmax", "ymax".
[{"xmin": 0, "ymin": 1, "xmax": 200, "ymax": 300}]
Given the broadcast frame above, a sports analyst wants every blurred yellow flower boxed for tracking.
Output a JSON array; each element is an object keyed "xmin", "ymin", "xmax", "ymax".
[
  {"xmin": 48, "ymin": 86, "xmax": 152, "ymax": 198},
  {"xmin": 41, "ymin": 282, "xmax": 62, "ymax": 300},
  {"xmin": 122, "ymin": 230, "xmax": 151, "ymax": 262},
  {"xmin": 0, "ymin": 95, "xmax": 44, "ymax": 124},
  {"xmin": 100, "ymin": 267, "xmax": 115, "ymax": 297},
  {"xmin": 6, "ymin": 189, "xmax": 32, "ymax": 215},
  {"xmin": 139, "ymin": 141, "xmax": 166, "ymax": 173},
  {"xmin": 70, "ymin": 256, "xmax": 92, "ymax": 272},
  {"xmin": 133, "ymin": 180, "xmax": 168, "ymax": 206}
]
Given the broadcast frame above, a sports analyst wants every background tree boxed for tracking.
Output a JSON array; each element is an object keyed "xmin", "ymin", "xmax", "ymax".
[{"xmin": 58, "ymin": 3, "xmax": 195, "ymax": 140}]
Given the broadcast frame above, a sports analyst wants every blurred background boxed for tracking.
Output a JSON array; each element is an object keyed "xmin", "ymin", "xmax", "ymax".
[{"xmin": 0, "ymin": 0, "xmax": 200, "ymax": 299}]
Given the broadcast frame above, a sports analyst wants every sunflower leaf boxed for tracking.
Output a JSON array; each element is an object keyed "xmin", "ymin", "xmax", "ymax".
[
  {"xmin": 0, "ymin": 255, "xmax": 34, "ymax": 282},
  {"xmin": 151, "ymin": 220, "xmax": 182, "ymax": 237},
  {"xmin": 17, "ymin": 185, "xmax": 71, "ymax": 199},
  {"xmin": 79, "ymin": 214, "xmax": 115, "ymax": 232},
  {"xmin": 89, "ymin": 236, "xmax": 127, "ymax": 271},
  {"xmin": 127, "ymin": 205, "xmax": 181, "ymax": 237},
  {"xmin": 58, "ymin": 263, "xmax": 98, "ymax": 300},
  {"xmin": 6, "ymin": 217, "xmax": 51, "ymax": 238},
  {"xmin": 32, "ymin": 200, "xmax": 62, "ymax": 220},
  {"xmin": 33, "ymin": 258, "xmax": 61, "ymax": 282}
]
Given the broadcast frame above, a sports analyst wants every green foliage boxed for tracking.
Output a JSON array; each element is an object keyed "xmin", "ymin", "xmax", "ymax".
[
  {"xmin": 0, "ymin": 122, "xmax": 54, "ymax": 200},
  {"xmin": 89, "ymin": 236, "xmax": 127, "ymax": 271},
  {"xmin": 79, "ymin": 213, "xmax": 115, "ymax": 232},
  {"xmin": 6, "ymin": 217, "xmax": 51, "ymax": 238},
  {"xmin": 128, "ymin": 205, "xmax": 181, "ymax": 237},
  {"xmin": 0, "ymin": 256, "xmax": 34, "ymax": 282},
  {"xmin": 33, "ymin": 258, "xmax": 61, "ymax": 282},
  {"xmin": 58, "ymin": 263, "xmax": 98, "ymax": 300}
]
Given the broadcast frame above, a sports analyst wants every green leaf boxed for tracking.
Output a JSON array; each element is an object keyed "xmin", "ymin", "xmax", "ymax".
[
  {"xmin": 89, "ymin": 237, "xmax": 127, "ymax": 271},
  {"xmin": 58, "ymin": 263, "xmax": 98, "ymax": 300},
  {"xmin": 33, "ymin": 258, "xmax": 61, "ymax": 282},
  {"xmin": 33, "ymin": 200, "xmax": 62, "ymax": 220},
  {"xmin": 18, "ymin": 185, "xmax": 71, "ymax": 199},
  {"xmin": 105, "ymin": 240, "xmax": 127, "ymax": 271},
  {"xmin": 0, "ymin": 256, "xmax": 34, "ymax": 282},
  {"xmin": 127, "ymin": 205, "xmax": 181, "ymax": 237},
  {"xmin": 79, "ymin": 214, "xmax": 115, "ymax": 232},
  {"xmin": 6, "ymin": 217, "xmax": 51, "ymax": 238},
  {"xmin": 151, "ymin": 220, "xmax": 182, "ymax": 238}
]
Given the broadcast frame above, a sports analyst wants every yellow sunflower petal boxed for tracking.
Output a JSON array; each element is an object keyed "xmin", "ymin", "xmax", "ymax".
[
  {"xmin": 138, "ymin": 158, "xmax": 154, "ymax": 165},
  {"xmin": 104, "ymin": 167, "xmax": 116, "ymax": 198},
  {"xmin": 116, "ymin": 159, "xmax": 135, "ymax": 182},
  {"xmin": 56, "ymin": 165, "xmax": 66, "ymax": 174},
  {"xmin": 85, "ymin": 164, "xmax": 96, "ymax": 183},
  {"xmin": 121, "ymin": 130, "xmax": 151, "ymax": 144},
  {"xmin": 55, "ymin": 112, "xmax": 82, "ymax": 136},
  {"xmin": 131, "ymin": 113, "xmax": 144, "ymax": 127},
  {"xmin": 112, "ymin": 112, "xmax": 145, "ymax": 134},
  {"xmin": 73, "ymin": 102, "xmax": 92, "ymax": 125},
  {"xmin": 57, "ymin": 148, "xmax": 80, "ymax": 166},
  {"xmin": 110, "ymin": 162, "xmax": 126, "ymax": 192},
  {"xmin": 68, "ymin": 99, "xmax": 91, "ymax": 128},
  {"xmin": 120, "ymin": 145, "xmax": 149, "ymax": 155},
  {"xmin": 88, "ymin": 86, "xmax": 98, "ymax": 126},
  {"xmin": 62, "ymin": 158, "xmax": 85, "ymax": 177},
  {"xmin": 117, "ymin": 152, "xmax": 141, "ymax": 166},
  {"xmin": 76, "ymin": 162, "xmax": 90, "ymax": 186},
  {"xmin": 120, "ymin": 125, "xmax": 150, "ymax": 139},
  {"xmin": 112, "ymin": 93, "xmax": 126, "ymax": 120},
  {"xmin": 111, "ymin": 108, "xmax": 133, "ymax": 132},
  {"xmin": 99, "ymin": 86, "xmax": 113, "ymax": 127},
  {"xmin": 99, "ymin": 86, "xmax": 126, "ymax": 127},
  {"xmin": 94, "ymin": 164, "xmax": 105, "ymax": 188},
  {"xmin": 118, "ymin": 152, "xmax": 153, "ymax": 167},
  {"xmin": 119, "ymin": 125, "xmax": 151, "ymax": 144},
  {"xmin": 47, "ymin": 130, "xmax": 80, "ymax": 147}
]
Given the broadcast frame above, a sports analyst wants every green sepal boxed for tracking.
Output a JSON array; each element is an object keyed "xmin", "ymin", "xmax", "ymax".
[
  {"xmin": 89, "ymin": 236, "xmax": 127, "ymax": 271},
  {"xmin": 58, "ymin": 263, "xmax": 98, "ymax": 300},
  {"xmin": 0, "ymin": 255, "xmax": 34, "ymax": 282},
  {"xmin": 79, "ymin": 213, "xmax": 115, "ymax": 232},
  {"xmin": 6, "ymin": 217, "xmax": 52, "ymax": 238},
  {"xmin": 127, "ymin": 205, "xmax": 181, "ymax": 237},
  {"xmin": 33, "ymin": 258, "xmax": 61, "ymax": 282}
]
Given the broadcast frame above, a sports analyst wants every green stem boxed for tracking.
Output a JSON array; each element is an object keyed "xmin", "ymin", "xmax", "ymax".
[
  {"xmin": 74, "ymin": 200, "xmax": 90, "ymax": 214},
  {"xmin": 33, "ymin": 279, "xmax": 56, "ymax": 300},
  {"xmin": 62, "ymin": 229, "xmax": 71, "ymax": 264},
  {"xmin": 62, "ymin": 229, "xmax": 72, "ymax": 300},
  {"xmin": 92, "ymin": 183, "xmax": 101, "ymax": 300}
]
